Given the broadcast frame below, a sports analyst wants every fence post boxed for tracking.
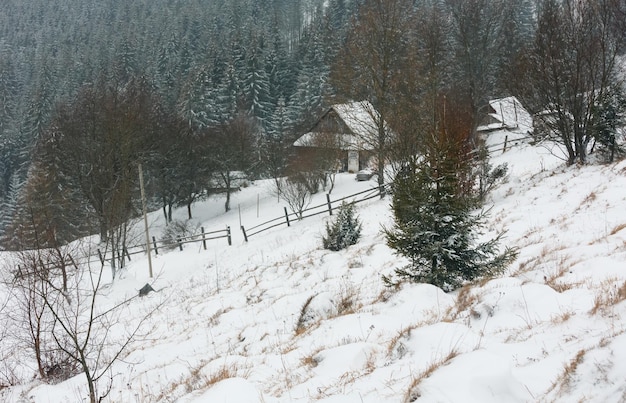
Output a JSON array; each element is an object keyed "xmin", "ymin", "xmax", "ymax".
[
  {"xmin": 201, "ymin": 227, "xmax": 207, "ymax": 250},
  {"xmin": 177, "ymin": 238, "xmax": 183, "ymax": 251},
  {"xmin": 240, "ymin": 225, "xmax": 248, "ymax": 242},
  {"xmin": 284, "ymin": 207, "xmax": 290, "ymax": 227},
  {"xmin": 97, "ymin": 249, "xmax": 104, "ymax": 265},
  {"xmin": 227, "ymin": 226, "xmax": 232, "ymax": 246},
  {"xmin": 503, "ymin": 135, "xmax": 508, "ymax": 153},
  {"xmin": 326, "ymin": 194, "xmax": 333, "ymax": 215},
  {"xmin": 152, "ymin": 236, "xmax": 159, "ymax": 255}
]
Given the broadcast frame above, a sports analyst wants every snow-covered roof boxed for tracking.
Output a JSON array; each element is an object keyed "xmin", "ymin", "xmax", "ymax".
[
  {"xmin": 477, "ymin": 96, "xmax": 532, "ymax": 133},
  {"xmin": 332, "ymin": 100, "xmax": 380, "ymax": 139},
  {"xmin": 293, "ymin": 101, "xmax": 385, "ymax": 151}
]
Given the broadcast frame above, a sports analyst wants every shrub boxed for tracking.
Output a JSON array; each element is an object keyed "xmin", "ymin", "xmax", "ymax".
[
  {"xmin": 161, "ymin": 219, "xmax": 199, "ymax": 249},
  {"xmin": 323, "ymin": 202, "xmax": 362, "ymax": 251}
]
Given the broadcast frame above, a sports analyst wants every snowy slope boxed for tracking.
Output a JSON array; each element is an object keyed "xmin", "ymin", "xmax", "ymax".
[{"xmin": 2, "ymin": 130, "xmax": 626, "ymax": 403}]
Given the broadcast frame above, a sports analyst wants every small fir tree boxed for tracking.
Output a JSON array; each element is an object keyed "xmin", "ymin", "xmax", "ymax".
[{"xmin": 323, "ymin": 202, "xmax": 362, "ymax": 251}]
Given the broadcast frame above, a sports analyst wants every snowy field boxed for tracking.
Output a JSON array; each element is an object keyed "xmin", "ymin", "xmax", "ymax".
[{"xmin": 2, "ymin": 128, "xmax": 626, "ymax": 402}]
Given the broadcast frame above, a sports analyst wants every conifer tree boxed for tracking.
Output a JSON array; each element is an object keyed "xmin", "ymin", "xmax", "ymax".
[
  {"xmin": 323, "ymin": 201, "xmax": 362, "ymax": 251},
  {"xmin": 384, "ymin": 96, "xmax": 516, "ymax": 291}
]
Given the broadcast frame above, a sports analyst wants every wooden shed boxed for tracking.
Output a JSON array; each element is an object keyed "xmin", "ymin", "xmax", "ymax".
[{"xmin": 292, "ymin": 101, "xmax": 382, "ymax": 173}]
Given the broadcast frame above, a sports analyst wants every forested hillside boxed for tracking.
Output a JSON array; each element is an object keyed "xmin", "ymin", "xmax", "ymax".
[
  {"xmin": 0, "ymin": 0, "xmax": 356, "ymax": 244},
  {"xmin": 1, "ymin": 0, "xmax": 620, "ymax": 256},
  {"xmin": 2, "ymin": 1, "xmax": 626, "ymax": 401}
]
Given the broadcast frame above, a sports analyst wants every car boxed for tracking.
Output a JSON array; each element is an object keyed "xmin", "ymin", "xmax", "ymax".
[{"xmin": 356, "ymin": 168, "xmax": 376, "ymax": 181}]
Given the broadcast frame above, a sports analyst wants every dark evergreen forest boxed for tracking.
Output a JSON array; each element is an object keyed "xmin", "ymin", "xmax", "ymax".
[{"xmin": 0, "ymin": 0, "xmax": 360, "ymax": 244}]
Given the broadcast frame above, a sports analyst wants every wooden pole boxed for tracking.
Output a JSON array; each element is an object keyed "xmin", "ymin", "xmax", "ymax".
[
  {"xmin": 284, "ymin": 207, "xmax": 290, "ymax": 227},
  {"xmin": 138, "ymin": 163, "xmax": 153, "ymax": 278},
  {"xmin": 240, "ymin": 225, "xmax": 248, "ymax": 242},
  {"xmin": 326, "ymin": 194, "xmax": 333, "ymax": 215}
]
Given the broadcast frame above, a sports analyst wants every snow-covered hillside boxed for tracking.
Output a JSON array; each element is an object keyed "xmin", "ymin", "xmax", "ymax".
[{"xmin": 2, "ymin": 130, "xmax": 626, "ymax": 403}]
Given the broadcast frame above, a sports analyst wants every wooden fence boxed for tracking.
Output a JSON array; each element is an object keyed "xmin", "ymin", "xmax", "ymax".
[
  {"xmin": 96, "ymin": 225, "xmax": 232, "ymax": 268},
  {"xmin": 13, "ymin": 226, "xmax": 232, "ymax": 276},
  {"xmin": 240, "ymin": 185, "xmax": 387, "ymax": 242}
]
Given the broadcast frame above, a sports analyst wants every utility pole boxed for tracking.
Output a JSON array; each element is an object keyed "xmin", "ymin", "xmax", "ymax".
[{"xmin": 138, "ymin": 163, "xmax": 153, "ymax": 278}]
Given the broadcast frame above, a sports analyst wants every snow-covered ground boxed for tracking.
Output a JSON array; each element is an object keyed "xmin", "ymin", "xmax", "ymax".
[{"xmin": 2, "ymin": 129, "xmax": 626, "ymax": 402}]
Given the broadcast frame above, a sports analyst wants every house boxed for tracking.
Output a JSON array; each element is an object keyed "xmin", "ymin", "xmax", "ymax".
[
  {"xmin": 477, "ymin": 96, "xmax": 533, "ymax": 134},
  {"xmin": 292, "ymin": 101, "xmax": 383, "ymax": 173}
]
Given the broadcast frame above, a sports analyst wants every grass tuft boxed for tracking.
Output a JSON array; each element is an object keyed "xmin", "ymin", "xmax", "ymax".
[{"xmin": 404, "ymin": 349, "xmax": 459, "ymax": 402}]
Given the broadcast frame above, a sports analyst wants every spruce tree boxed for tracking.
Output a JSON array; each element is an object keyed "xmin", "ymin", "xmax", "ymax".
[
  {"xmin": 384, "ymin": 97, "xmax": 516, "ymax": 291},
  {"xmin": 323, "ymin": 202, "xmax": 362, "ymax": 251}
]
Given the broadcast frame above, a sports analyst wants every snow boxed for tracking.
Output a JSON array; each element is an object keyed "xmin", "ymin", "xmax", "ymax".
[{"xmin": 2, "ymin": 129, "xmax": 626, "ymax": 403}]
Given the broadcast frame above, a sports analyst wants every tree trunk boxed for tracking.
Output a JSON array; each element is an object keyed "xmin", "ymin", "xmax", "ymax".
[
  {"xmin": 99, "ymin": 219, "xmax": 108, "ymax": 244},
  {"xmin": 33, "ymin": 323, "xmax": 45, "ymax": 379},
  {"xmin": 224, "ymin": 172, "xmax": 231, "ymax": 212},
  {"xmin": 82, "ymin": 363, "xmax": 96, "ymax": 403}
]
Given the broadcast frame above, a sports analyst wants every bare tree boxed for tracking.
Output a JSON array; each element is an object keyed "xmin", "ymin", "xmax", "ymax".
[
  {"xmin": 299, "ymin": 130, "xmax": 346, "ymax": 194},
  {"xmin": 515, "ymin": 0, "xmax": 626, "ymax": 165},
  {"xmin": 3, "ymin": 233, "xmax": 158, "ymax": 402},
  {"xmin": 278, "ymin": 174, "xmax": 313, "ymax": 220},
  {"xmin": 445, "ymin": 0, "xmax": 512, "ymax": 128},
  {"xmin": 36, "ymin": 76, "xmax": 161, "ymax": 243},
  {"xmin": 331, "ymin": 0, "xmax": 414, "ymax": 194},
  {"xmin": 174, "ymin": 126, "xmax": 213, "ymax": 220},
  {"xmin": 208, "ymin": 111, "xmax": 259, "ymax": 212},
  {"xmin": 389, "ymin": 0, "xmax": 451, "ymax": 172},
  {"xmin": 4, "ymin": 246, "xmax": 73, "ymax": 381},
  {"xmin": 42, "ymin": 250, "xmax": 155, "ymax": 403}
]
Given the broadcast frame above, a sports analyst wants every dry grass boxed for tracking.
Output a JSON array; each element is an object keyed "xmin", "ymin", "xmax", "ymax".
[
  {"xmin": 313, "ymin": 352, "xmax": 378, "ymax": 399},
  {"xmin": 542, "ymin": 254, "xmax": 587, "ymax": 293},
  {"xmin": 550, "ymin": 310, "xmax": 575, "ymax": 325},
  {"xmin": 445, "ymin": 285, "xmax": 481, "ymax": 322},
  {"xmin": 300, "ymin": 354, "xmax": 320, "ymax": 368},
  {"xmin": 203, "ymin": 363, "xmax": 243, "ymax": 386},
  {"xmin": 609, "ymin": 222, "xmax": 626, "ymax": 236},
  {"xmin": 589, "ymin": 278, "xmax": 626, "ymax": 315},
  {"xmin": 387, "ymin": 325, "xmax": 418, "ymax": 359},
  {"xmin": 546, "ymin": 349, "xmax": 586, "ymax": 398},
  {"xmin": 404, "ymin": 349, "xmax": 459, "ymax": 402},
  {"xmin": 332, "ymin": 281, "xmax": 361, "ymax": 317},
  {"xmin": 348, "ymin": 257, "xmax": 363, "ymax": 268},
  {"xmin": 155, "ymin": 361, "xmax": 247, "ymax": 401},
  {"xmin": 373, "ymin": 282, "xmax": 401, "ymax": 304},
  {"xmin": 511, "ymin": 256, "xmax": 540, "ymax": 276},
  {"xmin": 295, "ymin": 295, "xmax": 316, "ymax": 336},
  {"xmin": 207, "ymin": 307, "xmax": 232, "ymax": 327},
  {"xmin": 581, "ymin": 191, "xmax": 597, "ymax": 205},
  {"xmin": 517, "ymin": 227, "xmax": 544, "ymax": 248}
]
